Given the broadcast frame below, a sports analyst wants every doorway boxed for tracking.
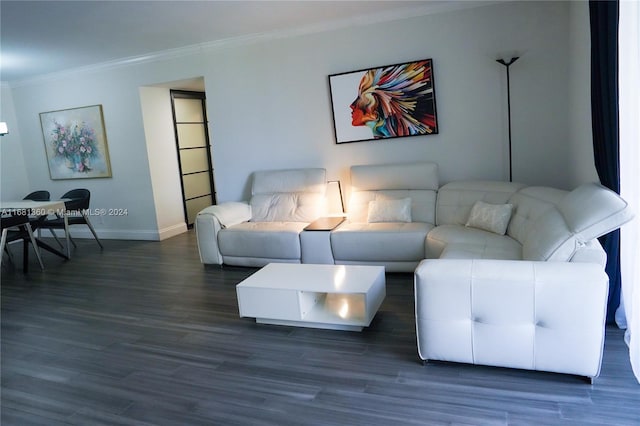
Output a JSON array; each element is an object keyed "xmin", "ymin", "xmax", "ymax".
[{"xmin": 170, "ymin": 90, "xmax": 216, "ymax": 227}]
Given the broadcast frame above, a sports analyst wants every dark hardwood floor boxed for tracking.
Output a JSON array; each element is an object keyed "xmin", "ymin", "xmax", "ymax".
[{"xmin": 1, "ymin": 232, "xmax": 638, "ymax": 425}]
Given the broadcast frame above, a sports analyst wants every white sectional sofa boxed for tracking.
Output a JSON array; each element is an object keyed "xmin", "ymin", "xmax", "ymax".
[{"xmin": 195, "ymin": 162, "xmax": 633, "ymax": 380}]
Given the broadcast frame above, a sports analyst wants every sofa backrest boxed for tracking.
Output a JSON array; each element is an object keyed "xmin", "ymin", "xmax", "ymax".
[
  {"xmin": 507, "ymin": 187, "xmax": 574, "ymax": 261},
  {"xmin": 435, "ymin": 180, "xmax": 632, "ymax": 262},
  {"xmin": 560, "ymin": 182, "xmax": 633, "ymax": 243},
  {"xmin": 250, "ymin": 168, "xmax": 327, "ymax": 222},
  {"xmin": 436, "ymin": 181, "xmax": 525, "ymax": 226},
  {"xmin": 508, "ymin": 183, "xmax": 633, "ymax": 261},
  {"xmin": 347, "ymin": 162, "xmax": 438, "ymax": 223}
]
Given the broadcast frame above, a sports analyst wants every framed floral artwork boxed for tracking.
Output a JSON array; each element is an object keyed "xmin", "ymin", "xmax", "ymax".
[
  {"xmin": 328, "ymin": 58, "xmax": 438, "ymax": 144},
  {"xmin": 40, "ymin": 104, "xmax": 112, "ymax": 179}
]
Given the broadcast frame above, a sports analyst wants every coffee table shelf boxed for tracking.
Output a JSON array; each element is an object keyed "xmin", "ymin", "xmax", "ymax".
[
  {"xmin": 236, "ymin": 263, "xmax": 385, "ymax": 331},
  {"xmin": 300, "ymin": 292, "xmax": 366, "ymax": 323}
]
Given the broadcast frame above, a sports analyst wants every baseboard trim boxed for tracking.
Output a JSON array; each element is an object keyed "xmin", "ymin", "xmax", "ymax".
[
  {"xmin": 44, "ymin": 223, "xmax": 188, "ymax": 241},
  {"xmin": 157, "ymin": 223, "xmax": 188, "ymax": 241}
]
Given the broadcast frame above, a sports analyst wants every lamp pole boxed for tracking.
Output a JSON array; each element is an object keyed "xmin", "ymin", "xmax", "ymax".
[{"xmin": 496, "ymin": 57, "xmax": 519, "ymax": 182}]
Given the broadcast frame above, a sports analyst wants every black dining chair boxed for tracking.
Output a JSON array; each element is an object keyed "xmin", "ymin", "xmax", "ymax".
[
  {"xmin": 23, "ymin": 190, "xmax": 51, "ymax": 201},
  {"xmin": 1, "ymin": 213, "xmax": 45, "ymax": 272},
  {"xmin": 37, "ymin": 188, "xmax": 103, "ymax": 249}
]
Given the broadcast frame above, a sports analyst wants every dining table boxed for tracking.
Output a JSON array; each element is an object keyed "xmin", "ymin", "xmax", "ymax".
[{"xmin": 0, "ymin": 199, "xmax": 71, "ymax": 260}]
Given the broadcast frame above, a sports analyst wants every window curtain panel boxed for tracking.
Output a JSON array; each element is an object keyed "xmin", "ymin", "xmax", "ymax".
[
  {"xmin": 618, "ymin": 0, "xmax": 640, "ymax": 384},
  {"xmin": 589, "ymin": 0, "xmax": 621, "ymax": 324}
]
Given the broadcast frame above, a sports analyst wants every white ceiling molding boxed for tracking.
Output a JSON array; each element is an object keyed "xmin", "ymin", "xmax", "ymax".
[{"xmin": 5, "ymin": 1, "xmax": 500, "ymax": 88}]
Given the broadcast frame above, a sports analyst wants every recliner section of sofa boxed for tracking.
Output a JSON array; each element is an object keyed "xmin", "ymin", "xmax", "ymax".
[
  {"xmin": 195, "ymin": 168, "xmax": 327, "ymax": 267},
  {"xmin": 331, "ymin": 162, "xmax": 438, "ymax": 272}
]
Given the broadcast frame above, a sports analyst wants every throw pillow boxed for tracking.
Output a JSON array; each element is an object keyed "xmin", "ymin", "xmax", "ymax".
[
  {"xmin": 367, "ymin": 198, "xmax": 412, "ymax": 223},
  {"xmin": 465, "ymin": 201, "xmax": 513, "ymax": 235}
]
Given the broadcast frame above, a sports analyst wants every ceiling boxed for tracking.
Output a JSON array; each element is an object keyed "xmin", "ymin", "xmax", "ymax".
[{"xmin": 0, "ymin": 0, "xmax": 492, "ymax": 84}]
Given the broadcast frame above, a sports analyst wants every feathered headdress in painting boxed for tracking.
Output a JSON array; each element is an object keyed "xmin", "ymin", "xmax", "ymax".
[{"xmin": 351, "ymin": 60, "xmax": 437, "ymax": 139}]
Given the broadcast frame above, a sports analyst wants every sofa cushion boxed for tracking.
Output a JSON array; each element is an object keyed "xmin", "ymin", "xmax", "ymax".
[
  {"xmin": 426, "ymin": 224, "xmax": 522, "ymax": 259},
  {"xmin": 218, "ymin": 222, "xmax": 306, "ymax": 259},
  {"xmin": 440, "ymin": 243, "xmax": 522, "ymax": 260},
  {"xmin": 505, "ymin": 187, "xmax": 576, "ymax": 261},
  {"xmin": 249, "ymin": 168, "xmax": 327, "ymax": 223},
  {"xmin": 436, "ymin": 181, "xmax": 525, "ymax": 226},
  {"xmin": 367, "ymin": 198, "xmax": 412, "ymax": 223},
  {"xmin": 348, "ymin": 162, "xmax": 438, "ymax": 224},
  {"xmin": 520, "ymin": 208, "xmax": 577, "ymax": 261},
  {"xmin": 331, "ymin": 222, "xmax": 432, "ymax": 262},
  {"xmin": 349, "ymin": 190, "xmax": 435, "ymax": 224},
  {"xmin": 465, "ymin": 201, "xmax": 513, "ymax": 235},
  {"xmin": 251, "ymin": 193, "xmax": 324, "ymax": 222},
  {"xmin": 560, "ymin": 182, "xmax": 633, "ymax": 242},
  {"xmin": 507, "ymin": 187, "xmax": 567, "ymax": 243}
]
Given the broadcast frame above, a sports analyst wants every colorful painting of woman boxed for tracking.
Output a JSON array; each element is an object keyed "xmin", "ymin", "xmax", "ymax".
[{"xmin": 330, "ymin": 59, "xmax": 438, "ymax": 143}]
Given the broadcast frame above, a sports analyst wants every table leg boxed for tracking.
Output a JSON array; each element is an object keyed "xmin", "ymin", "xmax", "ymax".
[
  {"xmin": 64, "ymin": 214, "xmax": 71, "ymax": 258},
  {"xmin": 22, "ymin": 235, "xmax": 29, "ymax": 273},
  {"xmin": 35, "ymin": 238, "xmax": 70, "ymax": 260},
  {"xmin": 25, "ymin": 224, "xmax": 45, "ymax": 270}
]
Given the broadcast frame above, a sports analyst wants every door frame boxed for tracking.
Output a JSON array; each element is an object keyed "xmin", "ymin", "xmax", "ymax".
[{"xmin": 170, "ymin": 89, "xmax": 216, "ymax": 227}]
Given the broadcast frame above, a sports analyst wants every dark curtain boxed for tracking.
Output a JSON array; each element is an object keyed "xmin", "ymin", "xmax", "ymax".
[{"xmin": 589, "ymin": 0, "xmax": 621, "ymax": 324}]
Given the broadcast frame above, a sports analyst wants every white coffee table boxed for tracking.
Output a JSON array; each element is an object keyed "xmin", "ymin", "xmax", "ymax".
[{"xmin": 236, "ymin": 263, "xmax": 386, "ymax": 331}]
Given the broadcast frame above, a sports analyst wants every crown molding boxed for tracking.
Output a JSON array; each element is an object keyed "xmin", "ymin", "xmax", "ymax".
[{"xmin": 5, "ymin": 1, "xmax": 500, "ymax": 88}]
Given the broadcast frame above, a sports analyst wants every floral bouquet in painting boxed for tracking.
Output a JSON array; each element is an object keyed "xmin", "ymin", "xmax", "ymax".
[
  {"xmin": 49, "ymin": 121, "xmax": 98, "ymax": 173},
  {"xmin": 40, "ymin": 105, "xmax": 112, "ymax": 180}
]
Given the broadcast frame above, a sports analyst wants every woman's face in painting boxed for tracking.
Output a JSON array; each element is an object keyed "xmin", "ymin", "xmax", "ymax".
[{"xmin": 350, "ymin": 94, "xmax": 378, "ymax": 126}]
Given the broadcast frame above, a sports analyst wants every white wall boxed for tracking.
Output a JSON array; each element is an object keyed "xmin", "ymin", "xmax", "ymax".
[
  {"xmin": 7, "ymin": 68, "xmax": 162, "ymax": 239},
  {"xmin": 0, "ymin": 84, "xmax": 29, "ymax": 199},
  {"xmin": 139, "ymin": 86, "xmax": 187, "ymax": 240},
  {"xmin": 568, "ymin": 0, "xmax": 599, "ymax": 187},
  {"xmin": 204, "ymin": 1, "xmax": 577, "ymax": 200},
  {"xmin": 1, "ymin": 1, "xmax": 596, "ymax": 239}
]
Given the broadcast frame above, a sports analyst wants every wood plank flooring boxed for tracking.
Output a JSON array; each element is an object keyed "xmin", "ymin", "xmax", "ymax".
[{"xmin": 1, "ymin": 232, "xmax": 639, "ymax": 425}]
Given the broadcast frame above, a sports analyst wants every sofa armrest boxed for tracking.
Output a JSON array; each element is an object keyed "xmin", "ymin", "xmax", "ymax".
[
  {"xmin": 198, "ymin": 202, "xmax": 252, "ymax": 228},
  {"xmin": 414, "ymin": 259, "xmax": 608, "ymax": 378},
  {"xmin": 195, "ymin": 202, "xmax": 251, "ymax": 265},
  {"xmin": 569, "ymin": 239, "xmax": 606, "ymax": 267}
]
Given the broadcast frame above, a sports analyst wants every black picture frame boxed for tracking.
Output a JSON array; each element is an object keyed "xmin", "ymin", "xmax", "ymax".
[{"xmin": 328, "ymin": 58, "xmax": 438, "ymax": 144}]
